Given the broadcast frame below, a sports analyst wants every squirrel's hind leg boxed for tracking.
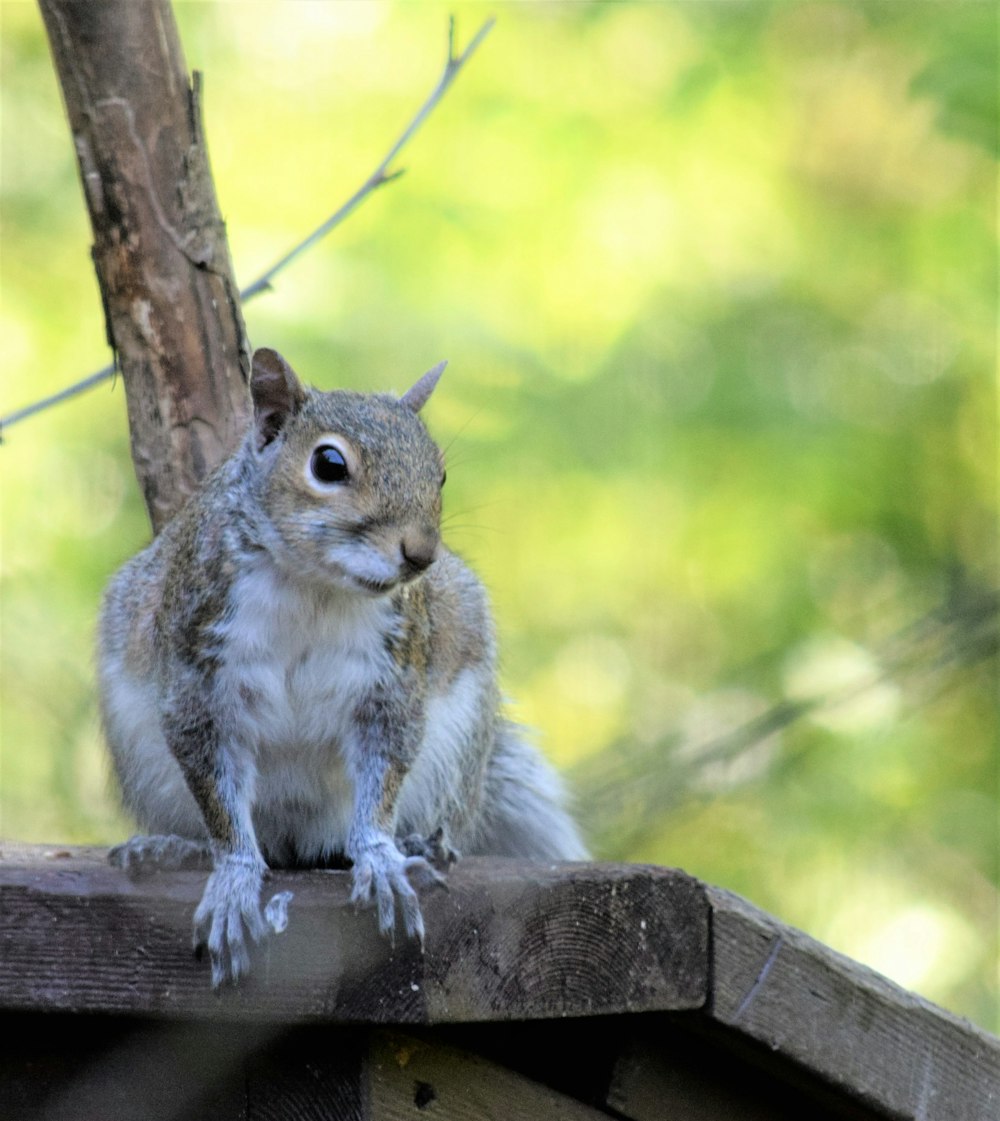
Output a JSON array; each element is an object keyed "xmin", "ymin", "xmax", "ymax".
[
  {"xmin": 109, "ymin": 834, "xmax": 213, "ymax": 876},
  {"xmin": 398, "ymin": 826, "xmax": 458, "ymax": 872}
]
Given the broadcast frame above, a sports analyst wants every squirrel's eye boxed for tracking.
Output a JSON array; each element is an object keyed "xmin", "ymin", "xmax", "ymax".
[
  {"xmin": 441, "ymin": 468, "xmax": 447, "ymax": 488},
  {"xmin": 310, "ymin": 445, "xmax": 349, "ymax": 484}
]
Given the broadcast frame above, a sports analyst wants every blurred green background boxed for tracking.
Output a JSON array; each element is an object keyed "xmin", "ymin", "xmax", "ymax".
[{"xmin": 1, "ymin": 1, "xmax": 996, "ymax": 1030}]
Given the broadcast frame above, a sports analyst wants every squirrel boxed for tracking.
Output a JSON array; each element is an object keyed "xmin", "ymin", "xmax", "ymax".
[{"xmin": 98, "ymin": 347, "xmax": 588, "ymax": 986}]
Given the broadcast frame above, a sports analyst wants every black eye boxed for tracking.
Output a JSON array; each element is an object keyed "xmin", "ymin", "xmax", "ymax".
[
  {"xmin": 440, "ymin": 468, "xmax": 447, "ymax": 488},
  {"xmin": 310, "ymin": 445, "xmax": 349, "ymax": 484}
]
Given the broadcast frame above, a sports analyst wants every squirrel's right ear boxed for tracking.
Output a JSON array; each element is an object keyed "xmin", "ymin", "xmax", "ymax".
[
  {"xmin": 400, "ymin": 360, "xmax": 447, "ymax": 414},
  {"xmin": 250, "ymin": 348, "xmax": 306, "ymax": 449}
]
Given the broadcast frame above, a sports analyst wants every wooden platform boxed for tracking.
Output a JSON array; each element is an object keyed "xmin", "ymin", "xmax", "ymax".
[{"xmin": 0, "ymin": 844, "xmax": 996, "ymax": 1119}]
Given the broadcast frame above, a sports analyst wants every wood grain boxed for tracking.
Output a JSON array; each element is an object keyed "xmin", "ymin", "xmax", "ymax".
[{"xmin": 0, "ymin": 846, "xmax": 708, "ymax": 1023}]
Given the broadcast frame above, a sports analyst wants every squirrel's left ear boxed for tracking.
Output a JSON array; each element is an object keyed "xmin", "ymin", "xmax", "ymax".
[
  {"xmin": 401, "ymin": 360, "xmax": 447, "ymax": 414},
  {"xmin": 250, "ymin": 348, "xmax": 307, "ymax": 449}
]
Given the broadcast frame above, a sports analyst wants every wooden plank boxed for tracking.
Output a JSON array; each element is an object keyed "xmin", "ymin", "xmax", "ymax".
[
  {"xmin": 609, "ymin": 1030, "xmax": 795, "ymax": 1121},
  {"xmin": 706, "ymin": 887, "xmax": 1000, "ymax": 1121},
  {"xmin": 369, "ymin": 1030, "xmax": 612, "ymax": 1120},
  {"xmin": 427, "ymin": 1015, "xmax": 627, "ymax": 1108},
  {"xmin": 5, "ymin": 843, "xmax": 997, "ymax": 1121},
  {"xmin": 0, "ymin": 844, "xmax": 708, "ymax": 1023},
  {"xmin": 606, "ymin": 1015, "xmax": 875, "ymax": 1121},
  {"xmin": 0, "ymin": 1013, "xmax": 370, "ymax": 1121},
  {"xmin": 0, "ymin": 1011, "xmax": 268, "ymax": 1121},
  {"xmin": 243, "ymin": 1027, "xmax": 367, "ymax": 1121}
]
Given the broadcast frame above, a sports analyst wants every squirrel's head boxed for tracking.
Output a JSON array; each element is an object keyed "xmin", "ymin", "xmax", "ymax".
[{"xmin": 248, "ymin": 348, "xmax": 447, "ymax": 595}]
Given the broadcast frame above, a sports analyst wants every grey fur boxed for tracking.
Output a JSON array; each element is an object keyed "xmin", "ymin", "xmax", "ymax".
[{"xmin": 99, "ymin": 349, "xmax": 588, "ymax": 987}]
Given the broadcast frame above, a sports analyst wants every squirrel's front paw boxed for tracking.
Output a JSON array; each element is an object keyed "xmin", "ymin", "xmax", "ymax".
[
  {"xmin": 350, "ymin": 839, "xmax": 446, "ymax": 946},
  {"xmin": 193, "ymin": 853, "xmax": 268, "ymax": 987}
]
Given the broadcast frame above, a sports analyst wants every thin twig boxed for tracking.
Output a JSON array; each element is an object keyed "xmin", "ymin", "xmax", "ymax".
[
  {"xmin": 243, "ymin": 15, "xmax": 494, "ymax": 301},
  {"xmin": 1, "ymin": 16, "xmax": 495, "ymax": 439},
  {"xmin": 0, "ymin": 363, "xmax": 118, "ymax": 430}
]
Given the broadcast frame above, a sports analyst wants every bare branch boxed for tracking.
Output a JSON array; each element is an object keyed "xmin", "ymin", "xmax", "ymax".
[
  {"xmin": 242, "ymin": 17, "xmax": 495, "ymax": 303},
  {"xmin": 0, "ymin": 363, "xmax": 118, "ymax": 433},
  {"xmin": 1, "ymin": 17, "xmax": 495, "ymax": 439}
]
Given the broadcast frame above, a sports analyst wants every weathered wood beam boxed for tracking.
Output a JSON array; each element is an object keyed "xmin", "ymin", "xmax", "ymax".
[
  {"xmin": 705, "ymin": 886, "xmax": 999, "ymax": 1121},
  {"xmin": 1, "ymin": 845, "xmax": 997, "ymax": 1121},
  {"xmin": 0, "ymin": 846, "xmax": 707, "ymax": 1022},
  {"xmin": 38, "ymin": 0, "xmax": 251, "ymax": 532}
]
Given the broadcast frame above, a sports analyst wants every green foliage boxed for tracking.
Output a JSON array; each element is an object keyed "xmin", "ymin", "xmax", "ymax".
[{"xmin": 1, "ymin": 2, "xmax": 995, "ymax": 1030}]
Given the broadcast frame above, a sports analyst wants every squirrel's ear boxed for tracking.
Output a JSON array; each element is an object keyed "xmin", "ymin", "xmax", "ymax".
[
  {"xmin": 400, "ymin": 360, "xmax": 447, "ymax": 414},
  {"xmin": 250, "ymin": 348, "xmax": 306, "ymax": 449}
]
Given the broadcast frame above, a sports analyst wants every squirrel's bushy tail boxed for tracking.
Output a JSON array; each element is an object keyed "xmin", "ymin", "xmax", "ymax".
[{"xmin": 470, "ymin": 721, "xmax": 589, "ymax": 862}]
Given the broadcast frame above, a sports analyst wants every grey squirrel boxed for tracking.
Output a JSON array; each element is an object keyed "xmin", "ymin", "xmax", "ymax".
[{"xmin": 98, "ymin": 348, "xmax": 587, "ymax": 986}]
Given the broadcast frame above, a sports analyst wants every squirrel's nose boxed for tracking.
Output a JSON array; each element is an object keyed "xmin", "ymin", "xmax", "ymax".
[{"xmin": 401, "ymin": 533, "xmax": 439, "ymax": 576}]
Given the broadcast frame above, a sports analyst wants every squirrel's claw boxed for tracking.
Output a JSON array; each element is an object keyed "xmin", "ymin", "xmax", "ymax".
[
  {"xmin": 192, "ymin": 853, "xmax": 268, "ymax": 988},
  {"xmin": 350, "ymin": 842, "xmax": 445, "ymax": 948}
]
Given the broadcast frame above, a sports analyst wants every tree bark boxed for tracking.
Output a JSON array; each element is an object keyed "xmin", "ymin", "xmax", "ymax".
[{"xmin": 39, "ymin": 0, "xmax": 251, "ymax": 533}]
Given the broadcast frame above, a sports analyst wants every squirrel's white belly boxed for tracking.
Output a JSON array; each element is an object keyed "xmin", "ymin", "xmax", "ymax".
[{"xmin": 216, "ymin": 565, "xmax": 396, "ymax": 861}]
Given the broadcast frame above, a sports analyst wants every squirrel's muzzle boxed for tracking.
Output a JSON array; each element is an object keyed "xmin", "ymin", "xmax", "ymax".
[{"xmin": 401, "ymin": 531, "xmax": 439, "ymax": 577}]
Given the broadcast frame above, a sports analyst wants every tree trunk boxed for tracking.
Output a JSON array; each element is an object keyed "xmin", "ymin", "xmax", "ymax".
[{"xmin": 39, "ymin": 0, "xmax": 251, "ymax": 533}]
